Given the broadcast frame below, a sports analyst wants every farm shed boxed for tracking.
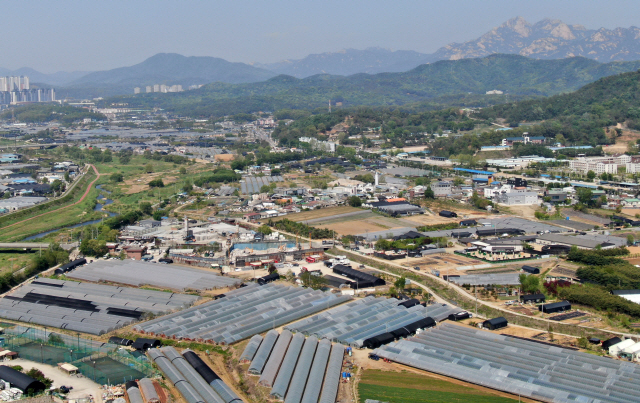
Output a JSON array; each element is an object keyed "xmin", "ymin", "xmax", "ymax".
[
  {"xmin": 520, "ymin": 293, "xmax": 545, "ymax": 303},
  {"xmin": 521, "ymin": 265, "xmax": 540, "ymax": 274},
  {"xmin": 257, "ymin": 272, "xmax": 279, "ymax": 285},
  {"xmin": 459, "ymin": 219, "xmax": 477, "ymax": 226},
  {"xmin": 332, "ymin": 264, "xmax": 386, "ymax": 288},
  {"xmin": 601, "ymin": 337, "xmax": 622, "ymax": 351},
  {"xmin": 54, "ymin": 258, "xmax": 86, "ymax": 274},
  {"xmin": 483, "ymin": 317, "xmax": 508, "ymax": 330},
  {"xmin": 609, "ymin": 339, "xmax": 636, "ymax": 356},
  {"xmin": 538, "ymin": 301, "xmax": 571, "ymax": 314},
  {"xmin": 108, "ymin": 337, "xmax": 133, "ymax": 346},
  {"xmin": 132, "ymin": 338, "xmax": 161, "ymax": 351},
  {"xmin": 448, "ymin": 312, "xmax": 470, "ymax": 321},
  {"xmin": 439, "ymin": 210, "xmax": 457, "ymax": 218},
  {"xmin": 362, "ymin": 333, "xmax": 395, "ymax": 349},
  {"xmin": 0, "ymin": 366, "xmax": 45, "ymax": 393}
]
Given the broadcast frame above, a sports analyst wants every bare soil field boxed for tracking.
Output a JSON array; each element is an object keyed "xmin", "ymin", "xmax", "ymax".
[
  {"xmin": 603, "ymin": 125, "xmax": 640, "ymax": 155},
  {"xmin": 267, "ymin": 206, "xmax": 361, "ymax": 222},
  {"xmin": 621, "ymin": 208, "xmax": 640, "ymax": 217},
  {"xmin": 122, "ymin": 173, "xmax": 178, "ymax": 194},
  {"xmin": 317, "ymin": 218, "xmax": 404, "ymax": 235}
]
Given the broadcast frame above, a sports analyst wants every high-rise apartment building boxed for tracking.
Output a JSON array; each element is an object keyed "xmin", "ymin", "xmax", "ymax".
[
  {"xmin": 0, "ymin": 76, "xmax": 54, "ymax": 105},
  {"xmin": 134, "ymin": 87, "xmax": 141, "ymax": 94}
]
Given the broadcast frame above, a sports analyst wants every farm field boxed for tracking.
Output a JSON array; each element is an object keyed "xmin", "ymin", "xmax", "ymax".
[{"xmin": 358, "ymin": 370, "xmax": 521, "ymax": 403}]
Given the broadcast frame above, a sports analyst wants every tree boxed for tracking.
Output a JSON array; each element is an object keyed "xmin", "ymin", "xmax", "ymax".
[
  {"xmin": 555, "ymin": 133, "xmax": 565, "ymax": 145},
  {"xmin": 299, "ymin": 271, "xmax": 327, "ymax": 290},
  {"xmin": 424, "ymin": 186, "xmax": 435, "ymax": 199},
  {"xmin": 179, "ymin": 167, "xmax": 187, "ymax": 175},
  {"xmin": 586, "ymin": 170, "xmax": 596, "ymax": 181},
  {"xmin": 182, "ymin": 180, "xmax": 193, "ymax": 193},
  {"xmin": 628, "ymin": 234, "xmax": 635, "ymax": 246},
  {"xmin": 394, "ymin": 276, "xmax": 407, "ymax": 291},
  {"xmin": 145, "ymin": 163, "xmax": 153, "ymax": 173},
  {"xmin": 519, "ymin": 273, "xmax": 541, "ymax": 294},
  {"xmin": 119, "ymin": 155, "xmax": 131, "ymax": 164},
  {"xmin": 139, "ymin": 202, "xmax": 153, "ymax": 215},
  {"xmin": 148, "ymin": 179, "xmax": 164, "ymax": 188},
  {"xmin": 257, "ymin": 224, "xmax": 272, "ymax": 235},
  {"xmin": 110, "ymin": 173, "xmax": 124, "ymax": 182},
  {"xmin": 347, "ymin": 196, "xmax": 362, "ymax": 207},
  {"xmin": 260, "ymin": 184, "xmax": 271, "ymax": 194},
  {"xmin": 64, "ymin": 172, "xmax": 70, "ymax": 182}
]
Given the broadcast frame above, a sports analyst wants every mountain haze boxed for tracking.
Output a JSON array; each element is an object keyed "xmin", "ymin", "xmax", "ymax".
[
  {"xmin": 433, "ymin": 17, "xmax": 640, "ymax": 62},
  {"xmin": 255, "ymin": 48, "xmax": 432, "ymax": 78},
  {"xmin": 61, "ymin": 53, "xmax": 278, "ymax": 98},
  {"xmin": 111, "ymin": 54, "xmax": 640, "ymax": 117},
  {"xmin": 257, "ymin": 17, "xmax": 640, "ymax": 78}
]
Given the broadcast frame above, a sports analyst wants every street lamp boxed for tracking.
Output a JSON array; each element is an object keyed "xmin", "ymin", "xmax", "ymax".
[{"xmin": 92, "ymin": 361, "xmax": 96, "ymax": 381}]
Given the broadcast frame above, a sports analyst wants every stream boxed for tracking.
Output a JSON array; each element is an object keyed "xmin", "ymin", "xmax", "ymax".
[{"xmin": 24, "ymin": 185, "xmax": 118, "ymax": 240}]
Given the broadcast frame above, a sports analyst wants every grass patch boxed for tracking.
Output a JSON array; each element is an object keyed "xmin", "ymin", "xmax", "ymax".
[
  {"xmin": 0, "ymin": 250, "xmax": 37, "ymax": 275},
  {"xmin": 359, "ymin": 370, "xmax": 518, "ymax": 403},
  {"xmin": 0, "ymin": 175, "xmax": 105, "ymax": 242}
]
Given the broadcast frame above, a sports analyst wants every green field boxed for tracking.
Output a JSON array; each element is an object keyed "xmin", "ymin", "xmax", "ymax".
[
  {"xmin": 0, "ymin": 173, "xmax": 104, "ymax": 242},
  {"xmin": 359, "ymin": 370, "xmax": 518, "ymax": 403},
  {"xmin": 0, "ymin": 251, "xmax": 37, "ymax": 275}
]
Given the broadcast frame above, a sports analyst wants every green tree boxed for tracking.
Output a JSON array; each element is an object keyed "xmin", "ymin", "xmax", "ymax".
[
  {"xmin": 628, "ymin": 234, "xmax": 635, "ymax": 246},
  {"xmin": 179, "ymin": 167, "xmax": 187, "ymax": 175},
  {"xmin": 149, "ymin": 179, "xmax": 164, "ymax": 188},
  {"xmin": 110, "ymin": 173, "xmax": 124, "ymax": 182},
  {"xmin": 257, "ymin": 224, "xmax": 272, "ymax": 235},
  {"xmin": 260, "ymin": 184, "xmax": 271, "ymax": 194},
  {"xmin": 453, "ymin": 177, "xmax": 464, "ymax": 186},
  {"xmin": 394, "ymin": 276, "xmax": 407, "ymax": 291},
  {"xmin": 347, "ymin": 196, "xmax": 362, "ymax": 207},
  {"xmin": 519, "ymin": 273, "xmax": 541, "ymax": 294},
  {"xmin": 145, "ymin": 163, "xmax": 153, "ymax": 173},
  {"xmin": 139, "ymin": 202, "xmax": 153, "ymax": 215},
  {"xmin": 424, "ymin": 186, "xmax": 435, "ymax": 199},
  {"xmin": 586, "ymin": 170, "xmax": 596, "ymax": 181}
]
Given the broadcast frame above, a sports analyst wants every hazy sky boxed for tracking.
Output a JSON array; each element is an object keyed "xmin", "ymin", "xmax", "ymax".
[{"xmin": 4, "ymin": 0, "xmax": 640, "ymax": 73}]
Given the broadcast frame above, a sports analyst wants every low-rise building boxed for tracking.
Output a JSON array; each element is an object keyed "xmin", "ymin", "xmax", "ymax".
[
  {"xmin": 431, "ymin": 181, "xmax": 452, "ymax": 197},
  {"xmin": 494, "ymin": 191, "xmax": 539, "ymax": 205}
]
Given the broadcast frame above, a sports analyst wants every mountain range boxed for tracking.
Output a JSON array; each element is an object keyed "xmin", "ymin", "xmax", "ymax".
[
  {"xmin": 111, "ymin": 54, "xmax": 640, "ymax": 118},
  {"xmin": 4, "ymin": 17, "xmax": 640, "ymax": 97}
]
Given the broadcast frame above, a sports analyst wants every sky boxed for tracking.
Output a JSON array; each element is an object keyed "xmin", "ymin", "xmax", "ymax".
[{"xmin": 3, "ymin": 0, "xmax": 640, "ymax": 73}]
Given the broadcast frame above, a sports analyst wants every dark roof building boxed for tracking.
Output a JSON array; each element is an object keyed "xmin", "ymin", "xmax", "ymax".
[
  {"xmin": 332, "ymin": 264, "xmax": 386, "ymax": 289},
  {"xmin": 459, "ymin": 219, "xmax": 477, "ymax": 226},
  {"xmin": 439, "ymin": 210, "xmax": 457, "ymax": 218},
  {"xmin": 602, "ymin": 337, "xmax": 623, "ymax": 350},
  {"xmin": 538, "ymin": 301, "xmax": 571, "ymax": 314},
  {"xmin": 108, "ymin": 337, "xmax": 133, "ymax": 346},
  {"xmin": 522, "ymin": 265, "xmax": 540, "ymax": 274},
  {"xmin": 257, "ymin": 272, "xmax": 280, "ymax": 285},
  {"xmin": 0, "ymin": 366, "xmax": 45, "ymax": 392},
  {"xmin": 132, "ymin": 338, "xmax": 161, "ymax": 350},
  {"xmin": 483, "ymin": 317, "xmax": 508, "ymax": 330},
  {"xmin": 520, "ymin": 293, "xmax": 545, "ymax": 303}
]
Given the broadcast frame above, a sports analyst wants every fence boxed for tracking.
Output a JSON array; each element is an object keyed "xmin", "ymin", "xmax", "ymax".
[{"xmin": 3, "ymin": 326, "xmax": 157, "ymax": 385}]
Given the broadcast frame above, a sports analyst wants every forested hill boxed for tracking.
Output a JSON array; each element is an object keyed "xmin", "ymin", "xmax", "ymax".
[
  {"xmin": 477, "ymin": 69, "xmax": 640, "ymax": 144},
  {"xmin": 106, "ymin": 54, "xmax": 640, "ymax": 118},
  {"xmin": 271, "ymin": 69, "xmax": 640, "ymax": 157}
]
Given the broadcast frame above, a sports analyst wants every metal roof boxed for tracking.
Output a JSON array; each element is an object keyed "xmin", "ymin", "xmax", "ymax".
[{"xmin": 373, "ymin": 323, "xmax": 640, "ymax": 403}]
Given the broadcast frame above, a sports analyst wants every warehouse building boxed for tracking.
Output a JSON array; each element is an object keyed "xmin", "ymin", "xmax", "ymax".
[
  {"xmin": 538, "ymin": 301, "xmax": 571, "ymax": 314},
  {"xmin": 521, "ymin": 265, "xmax": 540, "ymax": 274},
  {"xmin": 520, "ymin": 293, "xmax": 545, "ymax": 304},
  {"xmin": 482, "ymin": 317, "xmax": 508, "ymax": 330},
  {"xmin": 332, "ymin": 264, "xmax": 386, "ymax": 289},
  {"xmin": 609, "ymin": 339, "xmax": 636, "ymax": 356},
  {"xmin": 536, "ymin": 233, "xmax": 616, "ymax": 250},
  {"xmin": 611, "ymin": 289, "xmax": 640, "ymax": 304},
  {"xmin": 0, "ymin": 366, "xmax": 45, "ymax": 393}
]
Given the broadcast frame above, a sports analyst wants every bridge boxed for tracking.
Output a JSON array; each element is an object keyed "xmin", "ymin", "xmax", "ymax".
[{"xmin": 0, "ymin": 243, "xmax": 49, "ymax": 249}]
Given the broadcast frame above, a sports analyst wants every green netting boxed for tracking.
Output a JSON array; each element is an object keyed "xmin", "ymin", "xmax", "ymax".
[
  {"xmin": 74, "ymin": 355, "xmax": 145, "ymax": 385},
  {"xmin": 3, "ymin": 328, "xmax": 158, "ymax": 385}
]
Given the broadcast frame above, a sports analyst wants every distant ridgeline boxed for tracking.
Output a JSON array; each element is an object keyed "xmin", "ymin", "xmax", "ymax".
[{"xmin": 101, "ymin": 54, "xmax": 640, "ymax": 118}]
